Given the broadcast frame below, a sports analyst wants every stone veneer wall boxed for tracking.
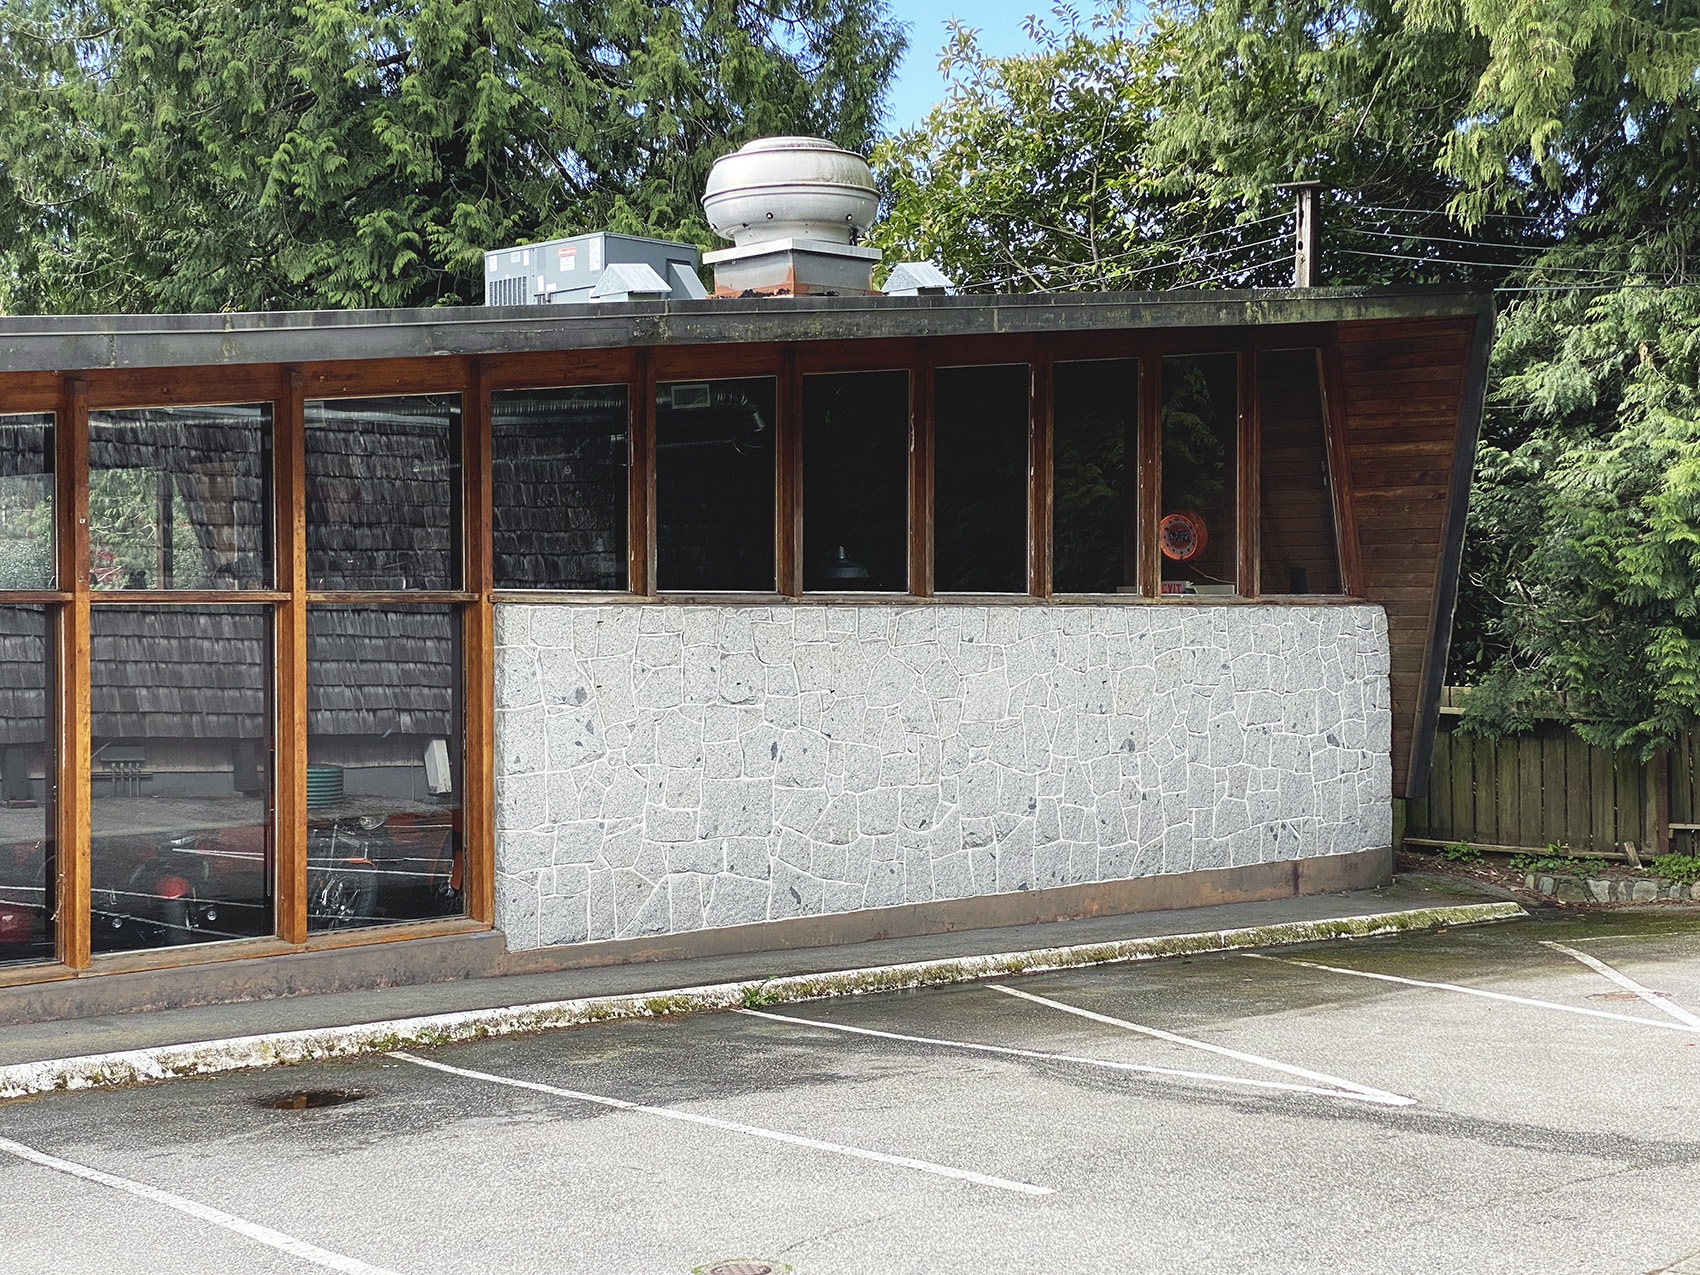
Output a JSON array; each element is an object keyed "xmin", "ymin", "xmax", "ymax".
[{"xmin": 492, "ymin": 603, "xmax": 1392, "ymax": 949}]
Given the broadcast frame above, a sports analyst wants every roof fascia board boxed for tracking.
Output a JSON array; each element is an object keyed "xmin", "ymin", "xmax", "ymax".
[{"xmin": 0, "ymin": 287, "xmax": 1490, "ymax": 376}]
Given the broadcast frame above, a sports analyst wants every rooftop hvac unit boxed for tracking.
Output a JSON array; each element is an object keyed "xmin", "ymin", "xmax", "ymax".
[{"xmin": 483, "ymin": 231, "xmax": 707, "ymax": 306}]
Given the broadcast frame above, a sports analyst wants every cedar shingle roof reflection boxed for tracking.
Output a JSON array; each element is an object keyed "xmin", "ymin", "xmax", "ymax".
[{"xmin": 0, "ymin": 394, "xmax": 460, "ymax": 744}]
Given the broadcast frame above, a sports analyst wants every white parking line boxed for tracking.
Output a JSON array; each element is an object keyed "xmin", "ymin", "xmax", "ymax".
[
  {"xmin": 1246, "ymin": 953, "xmax": 1700, "ymax": 1034},
  {"xmin": 389, "ymin": 1051, "xmax": 1053, "ymax": 1196},
  {"xmin": 986, "ymin": 984, "xmax": 1414, "ymax": 1105},
  {"xmin": 738, "ymin": 1007, "xmax": 1408, "ymax": 1105},
  {"xmin": 1541, "ymin": 940, "xmax": 1700, "ymax": 1028},
  {"xmin": 0, "ymin": 1134, "xmax": 403, "ymax": 1275}
]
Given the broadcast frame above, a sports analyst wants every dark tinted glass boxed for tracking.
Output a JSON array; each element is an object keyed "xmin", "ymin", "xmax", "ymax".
[
  {"xmin": 656, "ymin": 377, "xmax": 775, "ymax": 592},
  {"xmin": 0, "ymin": 605, "xmax": 52, "ymax": 963},
  {"xmin": 90, "ymin": 606, "xmax": 272, "ymax": 951},
  {"xmin": 1259, "ymin": 349, "xmax": 1342, "ymax": 594},
  {"xmin": 1160, "ymin": 354, "xmax": 1239, "ymax": 593},
  {"xmin": 306, "ymin": 395, "xmax": 460, "ymax": 591},
  {"xmin": 89, "ymin": 404, "xmax": 272, "ymax": 591},
  {"xmin": 802, "ymin": 371, "xmax": 909, "ymax": 592},
  {"xmin": 492, "ymin": 385, "xmax": 629, "ymax": 590},
  {"xmin": 307, "ymin": 605, "xmax": 462, "ymax": 931},
  {"xmin": 0, "ymin": 414, "xmax": 52, "ymax": 591},
  {"xmin": 935, "ymin": 364, "xmax": 1028, "ymax": 593},
  {"xmin": 1053, "ymin": 359, "xmax": 1138, "ymax": 594}
]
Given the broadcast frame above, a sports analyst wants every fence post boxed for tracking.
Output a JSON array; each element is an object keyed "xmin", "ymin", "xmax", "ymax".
[{"xmin": 1646, "ymin": 749, "xmax": 1671, "ymax": 858}]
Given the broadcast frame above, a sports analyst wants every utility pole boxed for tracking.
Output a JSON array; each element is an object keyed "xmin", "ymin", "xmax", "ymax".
[{"xmin": 1274, "ymin": 181, "xmax": 1323, "ymax": 287}]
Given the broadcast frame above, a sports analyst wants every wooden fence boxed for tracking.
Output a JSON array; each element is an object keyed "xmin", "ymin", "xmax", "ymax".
[{"xmin": 1403, "ymin": 693, "xmax": 1700, "ymax": 860}]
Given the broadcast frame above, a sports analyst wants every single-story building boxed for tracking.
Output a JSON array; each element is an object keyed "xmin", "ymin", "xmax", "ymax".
[{"xmin": 0, "ymin": 281, "xmax": 1491, "ymax": 1019}]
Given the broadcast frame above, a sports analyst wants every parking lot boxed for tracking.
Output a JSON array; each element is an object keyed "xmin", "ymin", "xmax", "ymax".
[{"xmin": 4, "ymin": 908, "xmax": 1699, "ymax": 1275}]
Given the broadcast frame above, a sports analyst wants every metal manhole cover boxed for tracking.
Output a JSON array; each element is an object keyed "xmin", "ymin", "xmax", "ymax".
[
  {"xmin": 261, "ymin": 1088, "xmax": 366, "ymax": 1110},
  {"xmin": 1588, "ymin": 991, "xmax": 1659, "ymax": 1001}
]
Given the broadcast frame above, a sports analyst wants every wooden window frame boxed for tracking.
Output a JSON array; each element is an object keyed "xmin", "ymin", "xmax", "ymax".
[{"xmin": 0, "ymin": 360, "xmax": 494, "ymax": 986}]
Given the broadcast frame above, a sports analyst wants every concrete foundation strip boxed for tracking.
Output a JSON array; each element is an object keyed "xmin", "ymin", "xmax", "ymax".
[{"xmin": 0, "ymin": 900, "xmax": 1522, "ymax": 1101}]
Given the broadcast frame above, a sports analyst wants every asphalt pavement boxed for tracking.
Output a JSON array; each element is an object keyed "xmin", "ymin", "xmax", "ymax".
[{"xmin": 4, "ymin": 904, "xmax": 1700, "ymax": 1274}]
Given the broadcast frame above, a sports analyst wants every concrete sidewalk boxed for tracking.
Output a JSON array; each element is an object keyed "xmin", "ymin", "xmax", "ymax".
[{"xmin": 0, "ymin": 874, "xmax": 1520, "ymax": 1079}]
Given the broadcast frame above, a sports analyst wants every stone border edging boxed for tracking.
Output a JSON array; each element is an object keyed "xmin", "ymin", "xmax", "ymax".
[
  {"xmin": 1525, "ymin": 872, "xmax": 1698, "ymax": 903},
  {"xmin": 0, "ymin": 900, "xmax": 1523, "ymax": 1101}
]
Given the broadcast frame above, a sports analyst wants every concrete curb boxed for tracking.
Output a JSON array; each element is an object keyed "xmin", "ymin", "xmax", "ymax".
[{"xmin": 0, "ymin": 900, "xmax": 1522, "ymax": 1100}]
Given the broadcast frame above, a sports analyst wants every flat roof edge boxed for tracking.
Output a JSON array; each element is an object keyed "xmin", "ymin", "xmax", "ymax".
[{"xmin": 0, "ymin": 286, "xmax": 1493, "ymax": 376}]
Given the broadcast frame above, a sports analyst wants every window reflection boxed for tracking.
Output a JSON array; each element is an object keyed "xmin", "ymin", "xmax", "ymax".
[
  {"xmin": 1054, "ymin": 359, "xmax": 1138, "ymax": 594},
  {"xmin": 802, "ymin": 371, "xmax": 908, "ymax": 592},
  {"xmin": 306, "ymin": 395, "xmax": 460, "ymax": 591},
  {"xmin": 89, "ymin": 404, "xmax": 271, "ymax": 591},
  {"xmin": 1160, "ymin": 353, "xmax": 1239, "ymax": 594},
  {"xmin": 655, "ymin": 377, "xmax": 775, "ymax": 592},
  {"xmin": 1259, "ymin": 349, "xmax": 1342, "ymax": 594},
  {"xmin": 90, "ymin": 606, "xmax": 272, "ymax": 951},
  {"xmin": 0, "ymin": 605, "xmax": 52, "ymax": 963},
  {"xmin": 492, "ymin": 385, "xmax": 629, "ymax": 590},
  {"xmin": 307, "ymin": 605, "xmax": 462, "ymax": 931},
  {"xmin": 0, "ymin": 413, "xmax": 53, "ymax": 591},
  {"xmin": 935, "ymin": 364, "xmax": 1028, "ymax": 593}
]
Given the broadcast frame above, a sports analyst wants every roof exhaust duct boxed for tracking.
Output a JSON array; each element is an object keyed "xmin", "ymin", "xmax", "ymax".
[{"xmin": 702, "ymin": 137, "xmax": 882, "ymax": 297}]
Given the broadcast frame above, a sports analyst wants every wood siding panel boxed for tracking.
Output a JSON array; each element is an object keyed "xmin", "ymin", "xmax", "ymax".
[{"xmin": 1337, "ymin": 316, "xmax": 1476, "ymax": 797}]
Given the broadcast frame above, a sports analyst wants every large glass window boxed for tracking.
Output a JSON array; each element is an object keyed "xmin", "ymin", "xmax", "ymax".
[
  {"xmin": 89, "ymin": 404, "xmax": 271, "ymax": 591},
  {"xmin": 0, "ymin": 413, "xmax": 54, "ymax": 590},
  {"xmin": 1160, "ymin": 353, "xmax": 1239, "ymax": 595},
  {"xmin": 307, "ymin": 605, "xmax": 462, "ymax": 931},
  {"xmin": 802, "ymin": 370, "xmax": 909, "ymax": 592},
  {"xmin": 0, "ymin": 605, "xmax": 53, "ymax": 963},
  {"xmin": 656, "ymin": 377, "xmax": 775, "ymax": 592},
  {"xmin": 1053, "ymin": 359, "xmax": 1139, "ymax": 594},
  {"xmin": 492, "ymin": 385, "xmax": 629, "ymax": 591},
  {"xmin": 90, "ymin": 606, "xmax": 272, "ymax": 952},
  {"xmin": 935, "ymin": 363, "xmax": 1029, "ymax": 593},
  {"xmin": 306, "ymin": 395, "xmax": 460, "ymax": 591},
  {"xmin": 1259, "ymin": 349, "xmax": 1342, "ymax": 594}
]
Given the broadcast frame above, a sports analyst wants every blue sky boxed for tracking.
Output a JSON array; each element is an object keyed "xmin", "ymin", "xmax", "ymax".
[{"xmin": 882, "ymin": 1, "xmax": 1044, "ymax": 132}]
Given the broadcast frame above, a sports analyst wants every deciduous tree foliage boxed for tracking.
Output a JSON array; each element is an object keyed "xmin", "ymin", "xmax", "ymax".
[
  {"xmin": 877, "ymin": 0, "xmax": 1700, "ymax": 754},
  {"xmin": 0, "ymin": 0, "xmax": 905, "ymax": 312}
]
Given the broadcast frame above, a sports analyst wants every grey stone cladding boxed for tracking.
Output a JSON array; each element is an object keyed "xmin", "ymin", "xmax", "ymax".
[{"xmin": 492, "ymin": 603, "xmax": 1393, "ymax": 950}]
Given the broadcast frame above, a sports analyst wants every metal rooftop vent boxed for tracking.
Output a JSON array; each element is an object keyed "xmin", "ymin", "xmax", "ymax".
[
  {"xmin": 701, "ymin": 137, "xmax": 882, "ymax": 297},
  {"xmin": 883, "ymin": 262, "xmax": 954, "ymax": 296},
  {"xmin": 483, "ymin": 232, "xmax": 706, "ymax": 305}
]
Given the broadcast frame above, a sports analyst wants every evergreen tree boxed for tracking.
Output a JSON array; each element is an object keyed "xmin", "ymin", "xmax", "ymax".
[{"xmin": 0, "ymin": 0, "xmax": 905, "ymax": 312}]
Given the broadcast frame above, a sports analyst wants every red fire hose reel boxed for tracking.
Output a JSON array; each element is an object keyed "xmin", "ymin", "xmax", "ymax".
[{"xmin": 1159, "ymin": 510, "xmax": 1208, "ymax": 562}]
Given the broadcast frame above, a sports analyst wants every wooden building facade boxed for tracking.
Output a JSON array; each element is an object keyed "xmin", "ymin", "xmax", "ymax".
[{"xmin": 0, "ymin": 287, "xmax": 1491, "ymax": 1015}]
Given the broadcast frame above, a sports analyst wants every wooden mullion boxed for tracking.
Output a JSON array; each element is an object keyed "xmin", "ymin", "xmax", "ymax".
[
  {"xmin": 777, "ymin": 344, "xmax": 802, "ymax": 597},
  {"xmin": 1237, "ymin": 334, "xmax": 1261, "ymax": 598},
  {"xmin": 90, "ymin": 590, "xmax": 290, "ymax": 604},
  {"xmin": 274, "ymin": 368, "xmax": 308, "ymax": 945},
  {"xmin": 1029, "ymin": 338, "xmax": 1053, "ymax": 598},
  {"xmin": 909, "ymin": 340, "xmax": 935, "ymax": 597},
  {"xmin": 305, "ymin": 591, "xmax": 479, "ymax": 604},
  {"xmin": 632, "ymin": 348, "xmax": 656, "ymax": 596},
  {"xmin": 55, "ymin": 377, "xmax": 91, "ymax": 969},
  {"xmin": 462, "ymin": 359, "xmax": 495, "ymax": 925},
  {"xmin": 1138, "ymin": 345, "xmax": 1163, "ymax": 596},
  {"xmin": 1318, "ymin": 338, "xmax": 1365, "ymax": 596}
]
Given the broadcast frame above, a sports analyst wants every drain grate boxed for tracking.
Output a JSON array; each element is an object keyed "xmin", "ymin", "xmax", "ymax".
[
  {"xmin": 262, "ymin": 1088, "xmax": 366, "ymax": 1110},
  {"xmin": 701, "ymin": 1263, "xmax": 775, "ymax": 1275}
]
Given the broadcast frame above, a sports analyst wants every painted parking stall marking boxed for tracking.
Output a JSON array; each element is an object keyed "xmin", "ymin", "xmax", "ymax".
[
  {"xmin": 1540, "ymin": 940, "xmax": 1700, "ymax": 1028},
  {"xmin": 986, "ymin": 984, "xmax": 1414, "ymax": 1106},
  {"xmin": 1246, "ymin": 953, "xmax": 1700, "ymax": 1034},
  {"xmin": 0, "ymin": 1134, "xmax": 404, "ymax": 1275},
  {"xmin": 389, "ymin": 1052, "xmax": 1053, "ymax": 1196},
  {"xmin": 739, "ymin": 1008, "xmax": 1403, "ymax": 1105}
]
